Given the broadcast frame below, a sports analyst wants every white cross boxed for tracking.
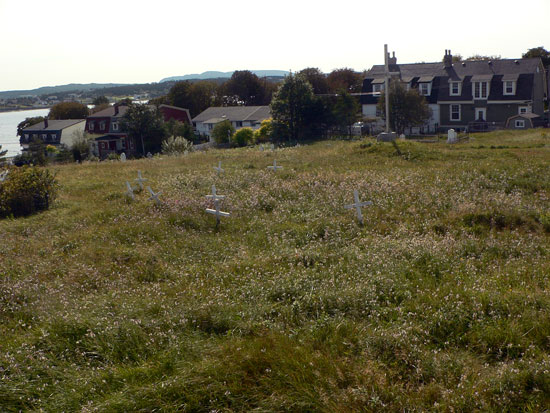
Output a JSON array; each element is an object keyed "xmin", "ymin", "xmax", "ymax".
[
  {"xmin": 125, "ymin": 181, "xmax": 135, "ymax": 200},
  {"xmin": 135, "ymin": 170, "xmax": 147, "ymax": 189},
  {"xmin": 271, "ymin": 143, "xmax": 275, "ymax": 151},
  {"xmin": 344, "ymin": 189, "xmax": 372, "ymax": 225},
  {"xmin": 213, "ymin": 161, "xmax": 224, "ymax": 175},
  {"xmin": 0, "ymin": 170, "xmax": 9, "ymax": 183},
  {"xmin": 267, "ymin": 159, "xmax": 283, "ymax": 172},
  {"xmin": 146, "ymin": 186, "xmax": 162, "ymax": 205},
  {"xmin": 206, "ymin": 184, "xmax": 225, "ymax": 202}
]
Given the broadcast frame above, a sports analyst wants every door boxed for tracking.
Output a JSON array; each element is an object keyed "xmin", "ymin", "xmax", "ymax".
[{"xmin": 476, "ymin": 108, "xmax": 487, "ymax": 121}]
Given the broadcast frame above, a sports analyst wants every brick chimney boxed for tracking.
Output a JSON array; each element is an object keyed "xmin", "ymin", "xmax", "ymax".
[
  {"xmin": 444, "ymin": 49, "xmax": 453, "ymax": 68},
  {"xmin": 44, "ymin": 118, "xmax": 48, "ymax": 128},
  {"xmin": 114, "ymin": 105, "xmax": 119, "ymax": 116},
  {"xmin": 388, "ymin": 51, "xmax": 397, "ymax": 65}
]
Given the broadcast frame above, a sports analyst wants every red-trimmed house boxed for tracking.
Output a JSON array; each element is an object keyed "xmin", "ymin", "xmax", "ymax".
[{"xmin": 87, "ymin": 104, "xmax": 192, "ymax": 159}]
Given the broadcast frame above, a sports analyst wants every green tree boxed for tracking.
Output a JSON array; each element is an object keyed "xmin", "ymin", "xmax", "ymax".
[
  {"xmin": 298, "ymin": 67, "xmax": 329, "ymax": 94},
  {"xmin": 92, "ymin": 96, "xmax": 109, "ymax": 106},
  {"xmin": 377, "ymin": 82, "xmax": 431, "ymax": 135},
  {"xmin": 70, "ymin": 130, "xmax": 94, "ymax": 162},
  {"xmin": 49, "ymin": 102, "xmax": 89, "ymax": 119},
  {"xmin": 17, "ymin": 117, "xmax": 45, "ymax": 137},
  {"xmin": 270, "ymin": 73, "xmax": 317, "ymax": 142},
  {"xmin": 253, "ymin": 119, "xmax": 273, "ymax": 143},
  {"xmin": 465, "ymin": 54, "xmax": 501, "ymax": 61},
  {"xmin": 523, "ymin": 46, "xmax": 550, "ymax": 68},
  {"xmin": 327, "ymin": 68, "xmax": 363, "ymax": 93},
  {"xmin": 232, "ymin": 127, "xmax": 254, "ymax": 147},
  {"xmin": 223, "ymin": 70, "xmax": 266, "ymax": 106},
  {"xmin": 189, "ymin": 81, "xmax": 222, "ymax": 116},
  {"xmin": 167, "ymin": 81, "xmax": 193, "ymax": 111},
  {"xmin": 13, "ymin": 138, "xmax": 47, "ymax": 166},
  {"xmin": 211, "ymin": 120, "xmax": 235, "ymax": 145},
  {"xmin": 165, "ymin": 119, "xmax": 194, "ymax": 141},
  {"xmin": 332, "ymin": 90, "xmax": 361, "ymax": 137},
  {"xmin": 121, "ymin": 104, "xmax": 167, "ymax": 156}
]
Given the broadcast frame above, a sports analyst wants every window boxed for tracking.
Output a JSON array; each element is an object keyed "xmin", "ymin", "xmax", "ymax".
[
  {"xmin": 473, "ymin": 81, "xmax": 489, "ymax": 99},
  {"xmin": 419, "ymin": 83, "xmax": 430, "ymax": 95},
  {"xmin": 24, "ymin": 133, "xmax": 29, "ymax": 140},
  {"xmin": 450, "ymin": 82, "xmax": 461, "ymax": 96},
  {"xmin": 99, "ymin": 121, "xmax": 106, "ymax": 131},
  {"xmin": 373, "ymin": 84, "xmax": 384, "ymax": 94},
  {"xmin": 503, "ymin": 81, "xmax": 515, "ymax": 95},
  {"xmin": 518, "ymin": 106, "xmax": 531, "ymax": 114},
  {"xmin": 89, "ymin": 121, "xmax": 95, "ymax": 131},
  {"xmin": 236, "ymin": 121, "xmax": 243, "ymax": 127},
  {"xmin": 515, "ymin": 119, "xmax": 525, "ymax": 128},
  {"xmin": 450, "ymin": 104, "xmax": 461, "ymax": 121},
  {"xmin": 41, "ymin": 134, "xmax": 47, "ymax": 140},
  {"xmin": 50, "ymin": 134, "xmax": 56, "ymax": 141},
  {"xmin": 112, "ymin": 122, "xmax": 119, "ymax": 131}
]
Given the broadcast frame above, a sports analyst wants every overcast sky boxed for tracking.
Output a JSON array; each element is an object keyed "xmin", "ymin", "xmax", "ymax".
[{"xmin": 0, "ymin": 0, "xmax": 548, "ymax": 92}]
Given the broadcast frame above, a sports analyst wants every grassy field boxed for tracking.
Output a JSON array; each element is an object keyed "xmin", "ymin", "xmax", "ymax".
[{"xmin": 1, "ymin": 129, "xmax": 550, "ymax": 412}]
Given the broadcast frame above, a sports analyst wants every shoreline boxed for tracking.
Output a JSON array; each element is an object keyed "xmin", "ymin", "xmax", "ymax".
[{"xmin": 0, "ymin": 106, "xmax": 51, "ymax": 113}]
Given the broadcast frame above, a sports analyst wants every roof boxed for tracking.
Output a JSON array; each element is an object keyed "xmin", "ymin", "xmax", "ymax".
[
  {"xmin": 192, "ymin": 106, "xmax": 271, "ymax": 123},
  {"xmin": 87, "ymin": 105, "xmax": 129, "ymax": 118},
  {"xmin": 509, "ymin": 113, "xmax": 540, "ymax": 119},
  {"xmin": 22, "ymin": 119, "xmax": 85, "ymax": 132}
]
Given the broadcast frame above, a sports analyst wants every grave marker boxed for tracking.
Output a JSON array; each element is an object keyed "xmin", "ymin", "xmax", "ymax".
[
  {"xmin": 0, "ymin": 170, "xmax": 9, "ymax": 183},
  {"xmin": 267, "ymin": 159, "xmax": 283, "ymax": 172},
  {"xmin": 344, "ymin": 189, "xmax": 372, "ymax": 225},
  {"xmin": 125, "ymin": 181, "xmax": 135, "ymax": 200},
  {"xmin": 147, "ymin": 152, "xmax": 153, "ymax": 159},
  {"xmin": 206, "ymin": 185, "xmax": 225, "ymax": 202},
  {"xmin": 120, "ymin": 152, "xmax": 127, "ymax": 162},
  {"xmin": 205, "ymin": 185, "xmax": 229, "ymax": 226},
  {"xmin": 214, "ymin": 161, "xmax": 224, "ymax": 175},
  {"xmin": 146, "ymin": 186, "xmax": 162, "ymax": 205},
  {"xmin": 135, "ymin": 170, "xmax": 147, "ymax": 189}
]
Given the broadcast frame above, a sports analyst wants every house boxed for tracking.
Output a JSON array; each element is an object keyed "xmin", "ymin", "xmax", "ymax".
[
  {"xmin": 192, "ymin": 106, "xmax": 271, "ymax": 138},
  {"xmin": 86, "ymin": 103, "xmax": 193, "ymax": 158},
  {"xmin": 20, "ymin": 119, "xmax": 86, "ymax": 150},
  {"xmin": 361, "ymin": 50, "xmax": 548, "ymax": 134},
  {"xmin": 85, "ymin": 104, "xmax": 134, "ymax": 158}
]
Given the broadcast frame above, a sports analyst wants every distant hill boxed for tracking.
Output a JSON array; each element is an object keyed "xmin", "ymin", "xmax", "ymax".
[
  {"xmin": 160, "ymin": 70, "xmax": 289, "ymax": 83},
  {"xmin": 0, "ymin": 83, "xmax": 130, "ymax": 99}
]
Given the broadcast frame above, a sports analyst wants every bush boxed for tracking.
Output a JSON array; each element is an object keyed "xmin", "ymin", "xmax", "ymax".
[
  {"xmin": 253, "ymin": 119, "xmax": 273, "ymax": 143},
  {"xmin": 232, "ymin": 128, "xmax": 254, "ymax": 147},
  {"xmin": 211, "ymin": 120, "xmax": 235, "ymax": 145},
  {"xmin": 162, "ymin": 136, "xmax": 193, "ymax": 155},
  {"xmin": 70, "ymin": 130, "xmax": 94, "ymax": 162},
  {"xmin": 0, "ymin": 166, "xmax": 57, "ymax": 218},
  {"xmin": 12, "ymin": 139, "xmax": 47, "ymax": 166}
]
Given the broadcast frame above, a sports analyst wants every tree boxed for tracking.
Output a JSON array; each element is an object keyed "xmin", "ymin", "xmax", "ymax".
[
  {"xmin": 523, "ymin": 46, "xmax": 550, "ymax": 69},
  {"xmin": 49, "ymin": 102, "xmax": 89, "ymax": 119},
  {"xmin": 165, "ymin": 119, "xmax": 194, "ymax": 141},
  {"xmin": 270, "ymin": 73, "xmax": 318, "ymax": 141},
  {"xmin": 211, "ymin": 120, "xmax": 235, "ymax": 145},
  {"xmin": 232, "ymin": 127, "xmax": 254, "ymax": 147},
  {"xmin": 223, "ymin": 70, "xmax": 266, "ymax": 106},
  {"xmin": 253, "ymin": 119, "xmax": 273, "ymax": 143},
  {"xmin": 167, "ymin": 81, "xmax": 193, "ymax": 111},
  {"xmin": 70, "ymin": 130, "xmax": 94, "ymax": 162},
  {"xmin": 188, "ymin": 81, "xmax": 222, "ymax": 116},
  {"xmin": 327, "ymin": 68, "xmax": 363, "ymax": 93},
  {"xmin": 377, "ymin": 82, "xmax": 431, "ymax": 135},
  {"xmin": 121, "ymin": 104, "xmax": 167, "ymax": 155},
  {"xmin": 0, "ymin": 144, "xmax": 7, "ymax": 164},
  {"xmin": 17, "ymin": 116, "xmax": 45, "ymax": 137},
  {"xmin": 93, "ymin": 96, "xmax": 109, "ymax": 106},
  {"xmin": 297, "ymin": 68, "xmax": 329, "ymax": 94},
  {"xmin": 332, "ymin": 90, "xmax": 361, "ymax": 137},
  {"xmin": 465, "ymin": 54, "xmax": 501, "ymax": 61}
]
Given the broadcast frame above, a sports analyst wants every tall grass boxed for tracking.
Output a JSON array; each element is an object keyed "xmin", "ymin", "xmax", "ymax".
[{"xmin": 1, "ymin": 129, "xmax": 550, "ymax": 411}]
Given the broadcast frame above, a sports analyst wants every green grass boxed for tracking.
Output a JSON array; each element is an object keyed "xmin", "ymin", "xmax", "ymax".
[{"xmin": 1, "ymin": 129, "xmax": 550, "ymax": 411}]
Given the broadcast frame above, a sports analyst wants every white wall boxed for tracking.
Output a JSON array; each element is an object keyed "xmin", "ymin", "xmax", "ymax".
[{"xmin": 60, "ymin": 121, "xmax": 86, "ymax": 147}]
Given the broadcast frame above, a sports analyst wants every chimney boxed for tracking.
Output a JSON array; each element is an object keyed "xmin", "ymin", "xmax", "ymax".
[
  {"xmin": 444, "ymin": 49, "xmax": 453, "ymax": 68},
  {"xmin": 114, "ymin": 105, "xmax": 119, "ymax": 116},
  {"xmin": 44, "ymin": 118, "xmax": 48, "ymax": 128},
  {"xmin": 388, "ymin": 51, "xmax": 397, "ymax": 65}
]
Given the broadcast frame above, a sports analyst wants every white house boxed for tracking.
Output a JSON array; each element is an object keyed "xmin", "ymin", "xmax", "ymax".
[
  {"xmin": 20, "ymin": 119, "xmax": 86, "ymax": 150},
  {"xmin": 192, "ymin": 106, "xmax": 271, "ymax": 138}
]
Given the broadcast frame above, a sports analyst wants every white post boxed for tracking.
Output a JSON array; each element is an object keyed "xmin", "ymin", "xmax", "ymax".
[{"xmin": 384, "ymin": 44, "xmax": 390, "ymax": 133}]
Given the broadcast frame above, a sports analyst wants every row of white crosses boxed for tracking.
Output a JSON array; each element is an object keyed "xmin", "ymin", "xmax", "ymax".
[{"xmin": 125, "ymin": 171, "xmax": 162, "ymax": 205}]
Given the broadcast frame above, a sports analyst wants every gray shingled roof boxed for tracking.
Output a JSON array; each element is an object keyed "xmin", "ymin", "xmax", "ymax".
[
  {"xmin": 87, "ymin": 105, "xmax": 129, "ymax": 118},
  {"xmin": 23, "ymin": 119, "xmax": 85, "ymax": 132},
  {"xmin": 192, "ymin": 106, "xmax": 271, "ymax": 123}
]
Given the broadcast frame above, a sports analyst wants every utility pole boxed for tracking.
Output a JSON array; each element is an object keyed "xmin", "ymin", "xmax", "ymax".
[{"xmin": 377, "ymin": 44, "xmax": 400, "ymax": 141}]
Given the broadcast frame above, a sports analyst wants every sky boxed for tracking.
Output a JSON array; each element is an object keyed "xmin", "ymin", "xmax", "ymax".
[{"xmin": 0, "ymin": 0, "xmax": 548, "ymax": 92}]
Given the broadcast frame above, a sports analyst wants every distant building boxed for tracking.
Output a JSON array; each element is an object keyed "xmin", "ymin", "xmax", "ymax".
[
  {"xmin": 192, "ymin": 106, "xmax": 271, "ymax": 138},
  {"xmin": 361, "ymin": 50, "xmax": 548, "ymax": 134},
  {"xmin": 20, "ymin": 119, "xmax": 85, "ymax": 149}
]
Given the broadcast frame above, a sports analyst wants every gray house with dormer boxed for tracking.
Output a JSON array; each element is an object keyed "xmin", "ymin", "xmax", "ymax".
[{"xmin": 361, "ymin": 50, "xmax": 548, "ymax": 133}]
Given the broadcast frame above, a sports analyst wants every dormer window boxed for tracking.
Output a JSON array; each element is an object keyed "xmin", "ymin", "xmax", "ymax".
[
  {"xmin": 419, "ymin": 83, "xmax": 430, "ymax": 95},
  {"xmin": 89, "ymin": 121, "xmax": 95, "ymax": 131},
  {"xmin": 473, "ymin": 81, "xmax": 489, "ymax": 99},
  {"xmin": 371, "ymin": 78, "xmax": 385, "ymax": 94},
  {"xmin": 502, "ymin": 77, "xmax": 517, "ymax": 95},
  {"xmin": 450, "ymin": 81, "xmax": 462, "ymax": 96},
  {"xmin": 417, "ymin": 76, "xmax": 433, "ymax": 96},
  {"xmin": 112, "ymin": 122, "xmax": 119, "ymax": 131}
]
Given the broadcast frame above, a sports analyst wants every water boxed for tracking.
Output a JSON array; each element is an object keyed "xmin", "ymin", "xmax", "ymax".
[{"xmin": 0, "ymin": 108, "xmax": 50, "ymax": 157}]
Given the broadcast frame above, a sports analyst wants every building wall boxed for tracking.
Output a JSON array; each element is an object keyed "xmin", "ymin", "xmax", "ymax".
[
  {"xmin": 160, "ymin": 107, "xmax": 191, "ymax": 124},
  {"xmin": 532, "ymin": 62, "xmax": 546, "ymax": 115},
  {"xmin": 59, "ymin": 121, "xmax": 86, "ymax": 147}
]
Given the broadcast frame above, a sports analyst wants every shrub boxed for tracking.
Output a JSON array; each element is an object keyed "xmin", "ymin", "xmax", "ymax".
[
  {"xmin": 253, "ymin": 119, "xmax": 273, "ymax": 143},
  {"xmin": 232, "ymin": 128, "xmax": 254, "ymax": 147},
  {"xmin": 70, "ymin": 130, "xmax": 94, "ymax": 162},
  {"xmin": 211, "ymin": 120, "xmax": 235, "ymax": 145},
  {"xmin": 12, "ymin": 139, "xmax": 47, "ymax": 166},
  {"xmin": 107, "ymin": 152, "xmax": 120, "ymax": 161},
  {"xmin": 161, "ymin": 136, "xmax": 193, "ymax": 155},
  {"xmin": 0, "ymin": 166, "xmax": 57, "ymax": 218}
]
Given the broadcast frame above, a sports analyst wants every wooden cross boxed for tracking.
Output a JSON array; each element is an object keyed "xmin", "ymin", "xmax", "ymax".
[
  {"xmin": 213, "ymin": 161, "xmax": 224, "ymax": 175},
  {"xmin": 205, "ymin": 186, "xmax": 229, "ymax": 226},
  {"xmin": 0, "ymin": 170, "xmax": 9, "ymax": 183},
  {"xmin": 125, "ymin": 181, "xmax": 135, "ymax": 200},
  {"xmin": 135, "ymin": 170, "xmax": 147, "ymax": 189},
  {"xmin": 206, "ymin": 185, "xmax": 225, "ymax": 202},
  {"xmin": 344, "ymin": 189, "xmax": 372, "ymax": 225},
  {"xmin": 267, "ymin": 159, "xmax": 283, "ymax": 172},
  {"xmin": 146, "ymin": 186, "xmax": 162, "ymax": 205}
]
